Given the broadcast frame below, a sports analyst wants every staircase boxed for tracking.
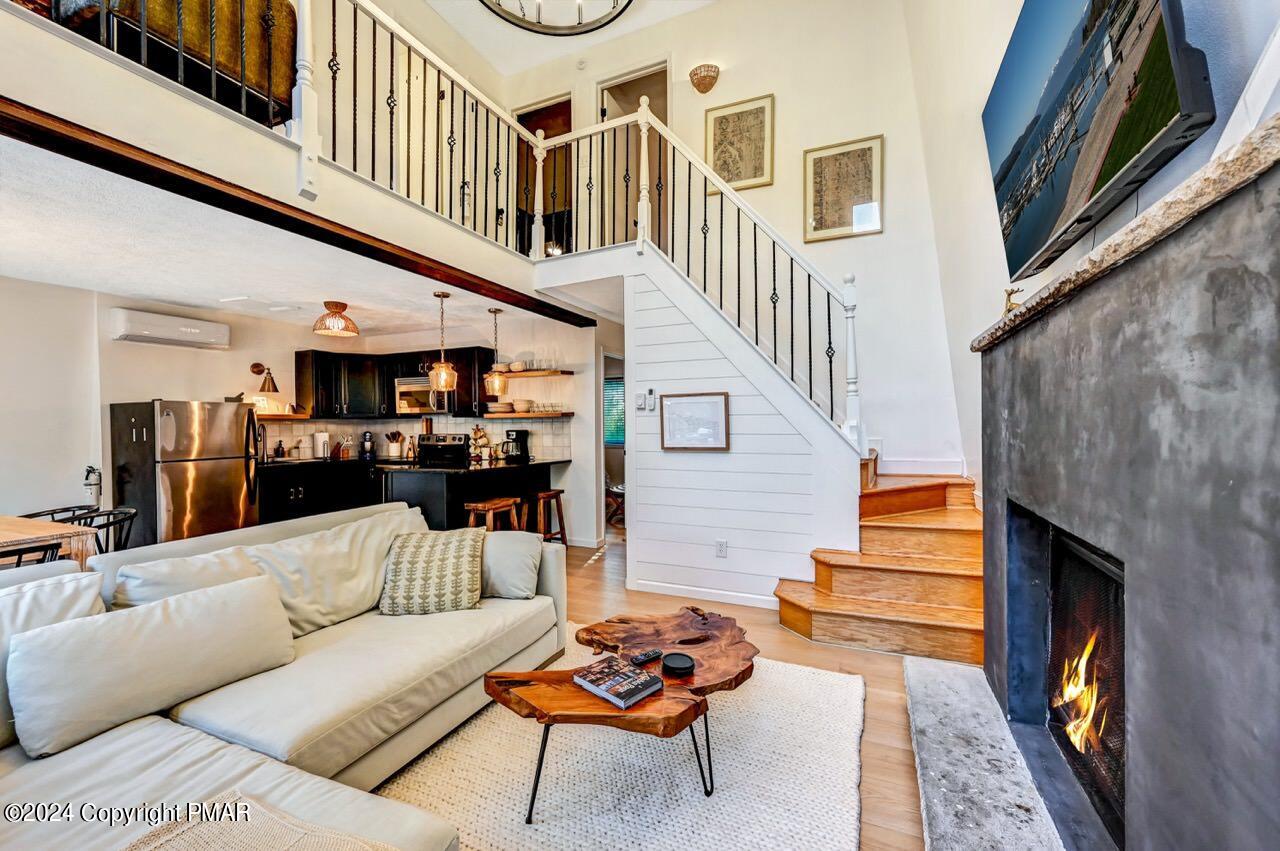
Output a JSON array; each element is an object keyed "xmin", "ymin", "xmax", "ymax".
[{"xmin": 775, "ymin": 476, "xmax": 984, "ymax": 664}]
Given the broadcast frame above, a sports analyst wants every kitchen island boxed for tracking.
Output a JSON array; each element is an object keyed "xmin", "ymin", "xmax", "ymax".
[{"xmin": 381, "ymin": 459, "xmax": 571, "ymax": 530}]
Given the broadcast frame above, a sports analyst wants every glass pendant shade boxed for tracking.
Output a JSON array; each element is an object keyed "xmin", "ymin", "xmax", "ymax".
[
  {"xmin": 484, "ymin": 370, "xmax": 507, "ymax": 396},
  {"xmin": 313, "ymin": 301, "xmax": 359, "ymax": 337},
  {"xmin": 428, "ymin": 361, "xmax": 458, "ymax": 392}
]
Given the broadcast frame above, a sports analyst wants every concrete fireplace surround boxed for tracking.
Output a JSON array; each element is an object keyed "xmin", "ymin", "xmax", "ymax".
[{"xmin": 973, "ymin": 113, "xmax": 1280, "ymax": 851}]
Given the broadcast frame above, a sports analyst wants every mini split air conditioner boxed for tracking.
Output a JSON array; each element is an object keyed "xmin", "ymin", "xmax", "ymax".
[{"xmin": 109, "ymin": 308, "xmax": 231, "ymax": 350}]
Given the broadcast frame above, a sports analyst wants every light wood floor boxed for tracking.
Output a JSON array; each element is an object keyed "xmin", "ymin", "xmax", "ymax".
[{"xmin": 566, "ymin": 527, "xmax": 925, "ymax": 850}]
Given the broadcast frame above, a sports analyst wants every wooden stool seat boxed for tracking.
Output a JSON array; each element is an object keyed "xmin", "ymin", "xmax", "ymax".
[
  {"xmin": 530, "ymin": 489, "xmax": 567, "ymax": 545},
  {"xmin": 465, "ymin": 497, "xmax": 522, "ymax": 531}
]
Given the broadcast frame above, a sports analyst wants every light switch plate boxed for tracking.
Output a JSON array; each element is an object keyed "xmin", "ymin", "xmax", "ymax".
[{"xmin": 715, "ymin": 539, "xmax": 728, "ymax": 558}]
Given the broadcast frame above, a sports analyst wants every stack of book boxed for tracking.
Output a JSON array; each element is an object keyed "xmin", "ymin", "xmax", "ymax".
[{"xmin": 573, "ymin": 656, "xmax": 664, "ymax": 709}]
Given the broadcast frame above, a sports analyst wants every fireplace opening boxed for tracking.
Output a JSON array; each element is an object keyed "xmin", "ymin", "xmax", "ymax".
[{"xmin": 1048, "ymin": 532, "xmax": 1125, "ymax": 847}]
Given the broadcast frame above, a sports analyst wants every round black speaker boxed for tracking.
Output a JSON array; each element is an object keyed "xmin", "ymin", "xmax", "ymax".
[{"xmin": 662, "ymin": 652, "xmax": 695, "ymax": 677}]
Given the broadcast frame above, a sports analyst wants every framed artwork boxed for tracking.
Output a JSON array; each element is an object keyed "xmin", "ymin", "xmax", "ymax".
[
  {"xmin": 659, "ymin": 392, "xmax": 730, "ymax": 451},
  {"xmin": 804, "ymin": 134, "xmax": 884, "ymax": 242},
  {"xmin": 705, "ymin": 94, "xmax": 775, "ymax": 193}
]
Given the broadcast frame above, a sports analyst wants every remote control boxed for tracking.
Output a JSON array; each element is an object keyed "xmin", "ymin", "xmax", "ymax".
[{"xmin": 629, "ymin": 648, "xmax": 663, "ymax": 666}]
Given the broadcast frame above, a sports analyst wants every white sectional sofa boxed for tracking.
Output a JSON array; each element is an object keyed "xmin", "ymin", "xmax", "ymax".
[{"xmin": 0, "ymin": 502, "xmax": 567, "ymax": 849}]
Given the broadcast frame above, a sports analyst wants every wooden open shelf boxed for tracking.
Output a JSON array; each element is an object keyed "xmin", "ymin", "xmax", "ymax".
[
  {"xmin": 255, "ymin": 412, "xmax": 311, "ymax": 421},
  {"xmin": 483, "ymin": 412, "xmax": 575, "ymax": 419},
  {"xmin": 499, "ymin": 370, "xmax": 575, "ymax": 378}
]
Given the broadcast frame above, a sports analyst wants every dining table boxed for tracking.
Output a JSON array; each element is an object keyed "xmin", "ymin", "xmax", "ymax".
[{"xmin": 0, "ymin": 516, "xmax": 97, "ymax": 569}]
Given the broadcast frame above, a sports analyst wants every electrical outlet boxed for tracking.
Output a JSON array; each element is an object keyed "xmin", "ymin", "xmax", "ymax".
[{"xmin": 715, "ymin": 539, "xmax": 728, "ymax": 558}]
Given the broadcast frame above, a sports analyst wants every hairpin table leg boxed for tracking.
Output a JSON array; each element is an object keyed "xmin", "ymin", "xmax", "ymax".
[
  {"xmin": 688, "ymin": 712, "xmax": 714, "ymax": 796},
  {"xmin": 526, "ymin": 723, "xmax": 552, "ymax": 824}
]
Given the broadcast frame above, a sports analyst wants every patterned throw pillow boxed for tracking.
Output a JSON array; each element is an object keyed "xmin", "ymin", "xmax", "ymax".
[{"xmin": 379, "ymin": 529, "xmax": 484, "ymax": 615}]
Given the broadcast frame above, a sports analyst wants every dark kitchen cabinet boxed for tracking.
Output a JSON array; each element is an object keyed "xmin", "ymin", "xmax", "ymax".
[
  {"xmin": 258, "ymin": 461, "xmax": 384, "ymax": 523},
  {"xmin": 294, "ymin": 347, "xmax": 493, "ymax": 420},
  {"xmin": 342, "ymin": 355, "xmax": 381, "ymax": 418}
]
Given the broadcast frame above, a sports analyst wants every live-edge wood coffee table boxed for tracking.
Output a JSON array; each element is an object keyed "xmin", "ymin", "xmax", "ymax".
[{"xmin": 484, "ymin": 607, "xmax": 760, "ymax": 823}]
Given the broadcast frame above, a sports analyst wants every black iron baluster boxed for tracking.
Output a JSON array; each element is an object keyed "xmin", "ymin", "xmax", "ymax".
[
  {"xmin": 611, "ymin": 127, "xmax": 618, "ymax": 245},
  {"xmin": 209, "ymin": 0, "xmax": 217, "ymax": 100},
  {"xmin": 486, "ymin": 111, "xmax": 494, "ymax": 238},
  {"xmin": 436, "ymin": 76, "xmax": 444, "ymax": 212},
  {"xmin": 701, "ymin": 175, "xmax": 708, "ymax": 292},
  {"xmin": 387, "ymin": 36, "xmax": 396, "ymax": 192},
  {"xmin": 598, "ymin": 131, "xmax": 605, "ymax": 248},
  {"xmin": 404, "ymin": 46, "xmax": 412, "ymax": 198},
  {"xmin": 670, "ymin": 147, "xmax": 677, "ymax": 262},
  {"xmin": 752, "ymin": 224, "xmax": 758, "ymax": 345},
  {"xmin": 656, "ymin": 140, "xmax": 664, "ymax": 256},
  {"xmin": 370, "ymin": 20, "xmax": 377, "ymax": 183},
  {"xmin": 176, "ymin": 0, "xmax": 184, "ymax": 83},
  {"xmin": 623, "ymin": 125, "xmax": 631, "ymax": 241},
  {"xmin": 448, "ymin": 80, "xmax": 456, "ymax": 219},
  {"xmin": 140, "ymin": 0, "xmax": 148, "ymax": 65},
  {"xmin": 504, "ymin": 126, "xmax": 512, "ymax": 246},
  {"xmin": 718, "ymin": 192, "xmax": 723, "ymax": 309},
  {"xmin": 586, "ymin": 137, "xmax": 593, "ymax": 251},
  {"xmin": 493, "ymin": 121, "xmax": 503, "ymax": 244},
  {"xmin": 685, "ymin": 159, "xmax": 692, "ymax": 277},
  {"xmin": 460, "ymin": 91, "xmax": 467, "ymax": 224},
  {"xmin": 239, "ymin": 0, "xmax": 248, "ymax": 113},
  {"xmin": 351, "ymin": 3, "xmax": 357, "ymax": 169},
  {"xmin": 789, "ymin": 258, "xmax": 795, "ymax": 381},
  {"xmin": 472, "ymin": 101, "xmax": 479, "ymax": 232},
  {"xmin": 420, "ymin": 56, "xmax": 427, "ymax": 204},
  {"xmin": 826, "ymin": 295, "xmax": 835, "ymax": 419},
  {"xmin": 736, "ymin": 207, "xmax": 741, "ymax": 326},
  {"xmin": 770, "ymin": 242, "xmax": 778, "ymax": 363},
  {"xmin": 807, "ymin": 274, "xmax": 814, "ymax": 401},
  {"xmin": 263, "ymin": 0, "xmax": 276, "ymax": 126},
  {"xmin": 549, "ymin": 139, "xmax": 558, "ymax": 251},
  {"xmin": 575, "ymin": 140, "xmax": 582, "ymax": 252},
  {"xmin": 327, "ymin": 0, "xmax": 336, "ymax": 156},
  {"xmin": 522, "ymin": 140, "xmax": 531, "ymax": 249}
]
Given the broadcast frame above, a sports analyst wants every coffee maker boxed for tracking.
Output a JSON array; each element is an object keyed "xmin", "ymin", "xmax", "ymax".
[
  {"xmin": 358, "ymin": 431, "xmax": 377, "ymax": 462},
  {"xmin": 501, "ymin": 429, "xmax": 532, "ymax": 464}
]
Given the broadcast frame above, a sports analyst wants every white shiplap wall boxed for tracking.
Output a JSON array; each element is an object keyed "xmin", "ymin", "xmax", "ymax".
[{"xmin": 624, "ymin": 268, "xmax": 860, "ymax": 609}]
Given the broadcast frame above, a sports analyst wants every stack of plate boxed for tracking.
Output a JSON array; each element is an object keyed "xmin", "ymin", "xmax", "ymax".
[{"xmin": 487, "ymin": 402, "xmax": 515, "ymax": 414}]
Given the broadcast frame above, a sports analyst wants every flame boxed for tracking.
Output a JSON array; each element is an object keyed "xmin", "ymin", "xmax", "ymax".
[{"xmin": 1052, "ymin": 629, "xmax": 1109, "ymax": 754}]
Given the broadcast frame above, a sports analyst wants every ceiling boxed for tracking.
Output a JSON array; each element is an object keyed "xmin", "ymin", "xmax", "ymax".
[
  {"xmin": 426, "ymin": 0, "xmax": 716, "ymax": 76},
  {"xmin": 0, "ymin": 137, "xmax": 555, "ymax": 338}
]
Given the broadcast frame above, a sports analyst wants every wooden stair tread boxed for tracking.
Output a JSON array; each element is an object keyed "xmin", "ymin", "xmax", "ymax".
[
  {"xmin": 863, "ymin": 475, "xmax": 971, "ymax": 494},
  {"xmin": 811, "ymin": 549, "xmax": 983, "ymax": 576},
  {"xmin": 775, "ymin": 580, "xmax": 983, "ymax": 631},
  {"xmin": 861, "ymin": 507, "xmax": 982, "ymax": 532}
]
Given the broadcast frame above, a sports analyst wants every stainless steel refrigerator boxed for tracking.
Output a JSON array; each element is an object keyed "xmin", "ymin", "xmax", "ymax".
[{"xmin": 110, "ymin": 400, "xmax": 260, "ymax": 547}]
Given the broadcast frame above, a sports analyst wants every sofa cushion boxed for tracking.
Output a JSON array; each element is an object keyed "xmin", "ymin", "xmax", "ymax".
[
  {"xmin": 481, "ymin": 531, "xmax": 543, "ymax": 600},
  {"xmin": 0, "ymin": 716, "xmax": 456, "ymax": 850},
  {"xmin": 113, "ymin": 546, "xmax": 262, "ymax": 609},
  {"xmin": 172, "ymin": 596, "xmax": 556, "ymax": 777},
  {"xmin": 0, "ymin": 572, "xmax": 104, "ymax": 749},
  {"xmin": 0, "ymin": 560, "xmax": 84, "ymax": 590},
  {"xmin": 8, "ymin": 577, "xmax": 294, "ymax": 757},
  {"xmin": 379, "ymin": 529, "xmax": 483, "ymax": 616},
  {"xmin": 246, "ymin": 507, "xmax": 429, "ymax": 636}
]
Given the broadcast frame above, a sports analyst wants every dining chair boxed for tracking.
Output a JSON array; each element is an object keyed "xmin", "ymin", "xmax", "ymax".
[
  {"xmin": 20, "ymin": 504, "xmax": 99, "ymax": 523},
  {"xmin": 0, "ymin": 541, "xmax": 64, "ymax": 568},
  {"xmin": 75, "ymin": 508, "xmax": 138, "ymax": 554}
]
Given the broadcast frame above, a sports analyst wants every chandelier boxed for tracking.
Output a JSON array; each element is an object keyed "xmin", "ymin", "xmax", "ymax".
[{"xmin": 479, "ymin": 0, "xmax": 635, "ymax": 37}]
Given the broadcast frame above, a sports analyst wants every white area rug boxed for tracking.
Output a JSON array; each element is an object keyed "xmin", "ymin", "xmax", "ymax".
[
  {"xmin": 378, "ymin": 633, "xmax": 865, "ymax": 850},
  {"xmin": 904, "ymin": 657, "xmax": 1062, "ymax": 850}
]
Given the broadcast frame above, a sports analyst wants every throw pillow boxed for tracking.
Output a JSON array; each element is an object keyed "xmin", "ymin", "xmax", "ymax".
[
  {"xmin": 0, "ymin": 572, "xmax": 104, "ymax": 749},
  {"xmin": 7, "ymin": 576, "xmax": 294, "ymax": 757},
  {"xmin": 481, "ymin": 531, "xmax": 543, "ymax": 600},
  {"xmin": 379, "ymin": 529, "xmax": 484, "ymax": 615},
  {"xmin": 113, "ymin": 546, "xmax": 262, "ymax": 609}
]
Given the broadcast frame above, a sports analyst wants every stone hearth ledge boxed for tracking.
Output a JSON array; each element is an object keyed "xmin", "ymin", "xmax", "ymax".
[{"xmin": 972, "ymin": 111, "xmax": 1280, "ymax": 352}]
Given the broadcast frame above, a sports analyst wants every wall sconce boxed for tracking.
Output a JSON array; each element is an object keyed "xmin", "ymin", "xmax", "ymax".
[
  {"xmin": 250, "ymin": 363, "xmax": 279, "ymax": 393},
  {"xmin": 689, "ymin": 63, "xmax": 720, "ymax": 94}
]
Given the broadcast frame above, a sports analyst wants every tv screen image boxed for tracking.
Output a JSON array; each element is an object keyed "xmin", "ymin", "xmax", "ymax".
[{"xmin": 984, "ymin": 0, "xmax": 1213, "ymax": 280}]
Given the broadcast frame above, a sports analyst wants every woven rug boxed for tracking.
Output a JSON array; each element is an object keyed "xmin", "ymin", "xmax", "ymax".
[{"xmin": 378, "ymin": 632, "xmax": 865, "ymax": 850}]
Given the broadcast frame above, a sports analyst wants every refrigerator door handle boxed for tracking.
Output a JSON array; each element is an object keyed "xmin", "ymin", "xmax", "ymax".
[{"xmin": 245, "ymin": 410, "xmax": 260, "ymax": 505}]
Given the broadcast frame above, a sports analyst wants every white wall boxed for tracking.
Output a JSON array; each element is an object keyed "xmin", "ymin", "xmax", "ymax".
[
  {"xmin": 503, "ymin": 0, "xmax": 966, "ymax": 473},
  {"xmin": 624, "ymin": 258, "xmax": 860, "ymax": 610},
  {"xmin": 0, "ymin": 277, "xmax": 100, "ymax": 514},
  {"xmin": 903, "ymin": 0, "xmax": 1280, "ymax": 491}
]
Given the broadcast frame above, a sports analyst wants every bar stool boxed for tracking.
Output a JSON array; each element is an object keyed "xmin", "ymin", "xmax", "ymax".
[
  {"xmin": 530, "ymin": 490, "xmax": 568, "ymax": 545},
  {"xmin": 465, "ymin": 497, "xmax": 522, "ymax": 531}
]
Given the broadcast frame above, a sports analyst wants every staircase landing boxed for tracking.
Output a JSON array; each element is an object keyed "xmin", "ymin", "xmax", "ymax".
[{"xmin": 775, "ymin": 475, "xmax": 984, "ymax": 664}]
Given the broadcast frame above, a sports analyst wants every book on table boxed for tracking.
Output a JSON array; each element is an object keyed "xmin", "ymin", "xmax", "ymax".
[{"xmin": 572, "ymin": 655, "xmax": 664, "ymax": 709}]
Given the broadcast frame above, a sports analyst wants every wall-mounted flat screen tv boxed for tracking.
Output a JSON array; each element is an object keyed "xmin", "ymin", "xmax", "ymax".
[{"xmin": 984, "ymin": 0, "xmax": 1214, "ymax": 281}]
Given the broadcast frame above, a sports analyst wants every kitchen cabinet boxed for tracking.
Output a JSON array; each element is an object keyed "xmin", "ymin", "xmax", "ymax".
[
  {"xmin": 258, "ymin": 461, "xmax": 383, "ymax": 523},
  {"xmin": 294, "ymin": 347, "xmax": 494, "ymax": 420},
  {"xmin": 342, "ymin": 355, "xmax": 381, "ymax": 418}
]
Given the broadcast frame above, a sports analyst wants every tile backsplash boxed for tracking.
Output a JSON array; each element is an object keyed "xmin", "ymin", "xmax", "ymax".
[{"xmin": 260, "ymin": 417, "xmax": 572, "ymax": 461}]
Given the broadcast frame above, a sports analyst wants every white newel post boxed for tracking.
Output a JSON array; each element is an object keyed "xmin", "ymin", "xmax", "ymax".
[
  {"xmin": 842, "ymin": 273, "xmax": 867, "ymax": 455},
  {"xmin": 531, "ymin": 129, "xmax": 546, "ymax": 259},
  {"xmin": 290, "ymin": 0, "xmax": 320, "ymax": 201},
  {"xmin": 636, "ymin": 96, "xmax": 652, "ymax": 254}
]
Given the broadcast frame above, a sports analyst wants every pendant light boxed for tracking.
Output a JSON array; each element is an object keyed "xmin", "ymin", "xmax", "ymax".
[
  {"xmin": 483, "ymin": 308, "xmax": 507, "ymax": 397},
  {"xmin": 428, "ymin": 292, "xmax": 458, "ymax": 393},
  {"xmin": 312, "ymin": 301, "xmax": 359, "ymax": 337}
]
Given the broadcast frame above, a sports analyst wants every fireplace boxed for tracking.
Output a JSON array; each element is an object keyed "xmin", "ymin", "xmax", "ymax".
[{"xmin": 1047, "ymin": 534, "xmax": 1124, "ymax": 846}]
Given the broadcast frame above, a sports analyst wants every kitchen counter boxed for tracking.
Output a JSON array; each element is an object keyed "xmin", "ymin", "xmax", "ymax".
[
  {"xmin": 376, "ymin": 458, "xmax": 571, "ymax": 474},
  {"xmin": 382, "ymin": 459, "xmax": 571, "ymax": 530}
]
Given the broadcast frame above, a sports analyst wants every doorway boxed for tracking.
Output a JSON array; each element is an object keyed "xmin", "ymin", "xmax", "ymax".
[
  {"xmin": 516, "ymin": 97, "xmax": 573, "ymax": 255},
  {"xmin": 603, "ymin": 354, "xmax": 625, "ymax": 529},
  {"xmin": 599, "ymin": 67, "xmax": 668, "ymax": 251}
]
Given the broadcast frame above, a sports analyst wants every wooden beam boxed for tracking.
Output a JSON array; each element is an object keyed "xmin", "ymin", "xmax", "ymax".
[{"xmin": 0, "ymin": 96, "xmax": 596, "ymax": 328}]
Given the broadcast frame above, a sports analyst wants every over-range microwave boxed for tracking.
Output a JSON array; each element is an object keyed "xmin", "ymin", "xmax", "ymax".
[{"xmin": 394, "ymin": 377, "xmax": 450, "ymax": 415}]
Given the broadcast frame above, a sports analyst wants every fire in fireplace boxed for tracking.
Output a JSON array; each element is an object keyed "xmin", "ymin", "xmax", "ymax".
[{"xmin": 1047, "ymin": 533, "xmax": 1125, "ymax": 847}]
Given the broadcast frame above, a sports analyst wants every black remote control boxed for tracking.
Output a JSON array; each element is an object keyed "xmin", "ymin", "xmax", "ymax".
[{"xmin": 629, "ymin": 648, "xmax": 663, "ymax": 666}]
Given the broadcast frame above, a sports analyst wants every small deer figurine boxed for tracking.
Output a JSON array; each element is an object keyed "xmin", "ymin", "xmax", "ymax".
[{"xmin": 1003, "ymin": 287, "xmax": 1025, "ymax": 316}]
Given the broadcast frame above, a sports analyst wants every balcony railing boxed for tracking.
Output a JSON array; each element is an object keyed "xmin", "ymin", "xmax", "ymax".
[{"xmin": 9, "ymin": 0, "xmax": 864, "ymax": 450}]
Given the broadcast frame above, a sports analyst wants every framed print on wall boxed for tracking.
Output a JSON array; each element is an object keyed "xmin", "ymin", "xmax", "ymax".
[
  {"xmin": 705, "ymin": 94, "xmax": 775, "ymax": 193},
  {"xmin": 659, "ymin": 392, "xmax": 730, "ymax": 451},
  {"xmin": 804, "ymin": 134, "xmax": 884, "ymax": 242}
]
